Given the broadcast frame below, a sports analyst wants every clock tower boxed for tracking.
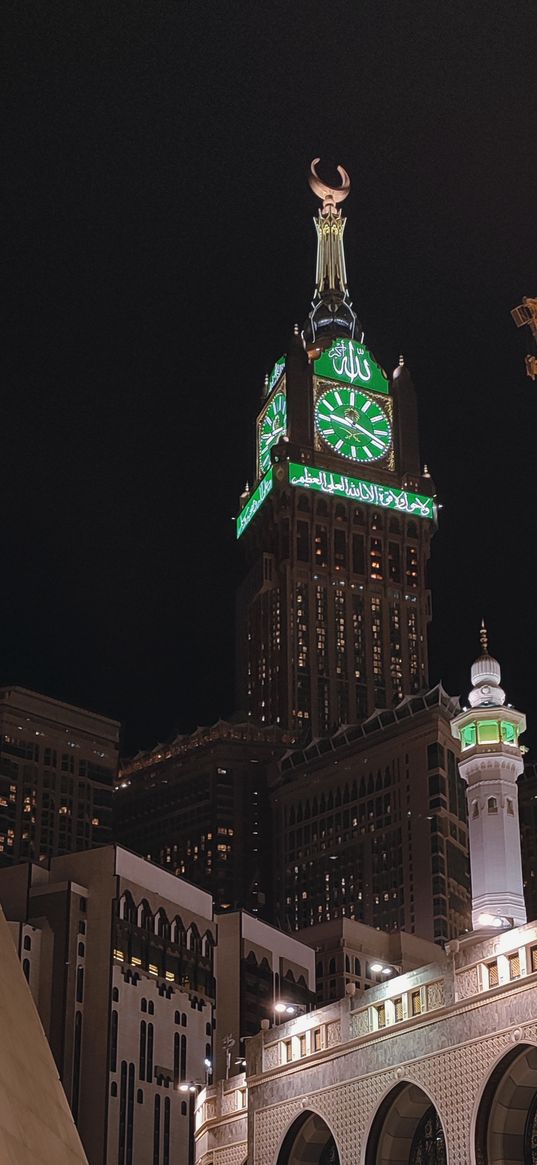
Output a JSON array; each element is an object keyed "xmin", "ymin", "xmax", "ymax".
[{"xmin": 236, "ymin": 161, "xmax": 437, "ymax": 737}]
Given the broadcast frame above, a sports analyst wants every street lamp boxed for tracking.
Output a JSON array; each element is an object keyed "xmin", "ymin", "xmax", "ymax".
[{"xmin": 178, "ymin": 1082, "xmax": 202, "ymax": 1165}]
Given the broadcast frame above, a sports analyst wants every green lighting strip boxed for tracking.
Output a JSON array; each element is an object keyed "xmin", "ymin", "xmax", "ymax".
[
  {"xmin": 236, "ymin": 469, "xmax": 273, "ymax": 539},
  {"xmin": 289, "ymin": 463, "xmax": 435, "ymax": 520}
]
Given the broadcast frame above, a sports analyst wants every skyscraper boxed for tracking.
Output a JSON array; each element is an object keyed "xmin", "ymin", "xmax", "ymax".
[{"xmin": 236, "ymin": 161, "xmax": 436, "ymax": 737}]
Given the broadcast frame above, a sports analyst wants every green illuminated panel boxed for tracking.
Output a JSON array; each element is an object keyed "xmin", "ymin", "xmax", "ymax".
[
  {"xmin": 314, "ymin": 338, "xmax": 389, "ymax": 395},
  {"xmin": 236, "ymin": 470, "xmax": 273, "ymax": 539},
  {"xmin": 501, "ymin": 720, "xmax": 517, "ymax": 745},
  {"xmin": 259, "ymin": 390, "xmax": 287, "ymax": 475},
  {"xmin": 477, "ymin": 720, "xmax": 500, "ymax": 744},
  {"xmin": 268, "ymin": 356, "xmax": 285, "ymax": 393},
  {"xmin": 460, "ymin": 722, "xmax": 477, "ymax": 750},
  {"xmin": 316, "ymin": 385, "xmax": 391, "ymax": 464},
  {"xmin": 288, "ymin": 462, "xmax": 435, "ymax": 520}
]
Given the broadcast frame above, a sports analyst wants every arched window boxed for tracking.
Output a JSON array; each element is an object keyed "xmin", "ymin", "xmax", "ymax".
[
  {"xmin": 409, "ymin": 1106, "xmax": 446, "ymax": 1164},
  {"xmin": 328, "ymin": 957, "xmax": 336, "ymax": 974},
  {"xmin": 472, "ymin": 801, "xmax": 479, "ymax": 818},
  {"xmin": 488, "ymin": 797, "xmax": 498, "ymax": 814},
  {"xmin": 507, "ymin": 798, "xmax": 514, "ymax": 815},
  {"xmin": 172, "ymin": 915, "xmax": 186, "ymax": 946},
  {"xmin": 156, "ymin": 910, "xmax": 170, "ymax": 940}
]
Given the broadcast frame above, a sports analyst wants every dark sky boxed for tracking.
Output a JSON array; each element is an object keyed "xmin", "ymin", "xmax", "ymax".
[{"xmin": 3, "ymin": 2, "xmax": 537, "ymax": 754}]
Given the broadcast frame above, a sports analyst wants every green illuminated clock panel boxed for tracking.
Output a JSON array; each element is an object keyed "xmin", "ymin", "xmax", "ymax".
[
  {"xmin": 258, "ymin": 389, "xmax": 287, "ymax": 476},
  {"xmin": 315, "ymin": 384, "xmax": 392, "ymax": 464}
]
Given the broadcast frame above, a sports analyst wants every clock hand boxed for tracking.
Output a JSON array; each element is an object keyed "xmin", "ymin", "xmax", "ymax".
[{"xmin": 335, "ymin": 414, "xmax": 372, "ymax": 440}]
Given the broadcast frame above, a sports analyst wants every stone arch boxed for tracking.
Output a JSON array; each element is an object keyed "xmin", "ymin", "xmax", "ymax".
[
  {"xmin": 364, "ymin": 1080, "xmax": 446, "ymax": 1164},
  {"xmin": 474, "ymin": 1041, "xmax": 537, "ymax": 1163},
  {"xmin": 275, "ymin": 1110, "xmax": 341, "ymax": 1165}
]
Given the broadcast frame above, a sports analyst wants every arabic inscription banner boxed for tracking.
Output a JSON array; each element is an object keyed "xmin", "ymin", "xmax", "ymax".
[{"xmin": 288, "ymin": 463, "xmax": 435, "ymax": 520}]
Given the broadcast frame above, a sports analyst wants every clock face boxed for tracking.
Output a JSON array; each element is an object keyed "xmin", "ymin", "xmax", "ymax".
[
  {"xmin": 259, "ymin": 391, "xmax": 287, "ymax": 474},
  {"xmin": 315, "ymin": 386, "xmax": 391, "ymax": 463}
]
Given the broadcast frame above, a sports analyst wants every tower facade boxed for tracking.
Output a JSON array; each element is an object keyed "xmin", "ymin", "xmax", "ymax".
[
  {"xmin": 236, "ymin": 162, "xmax": 437, "ymax": 737},
  {"xmin": 451, "ymin": 625, "xmax": 527, "ymax": 929}
]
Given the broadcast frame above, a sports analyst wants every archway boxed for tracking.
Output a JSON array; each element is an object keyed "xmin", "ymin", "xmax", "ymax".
[
  {"xmin": 365, "ymin": 1082, "xmax": 446, "ymax": 1164},
  {"xmin": 276, "ymin": 1111, "xmax": 340, "ymax": 1165},
  {"xmin": 475, "ymin": 1043, "xmax": 537, "ymax": 1163}
]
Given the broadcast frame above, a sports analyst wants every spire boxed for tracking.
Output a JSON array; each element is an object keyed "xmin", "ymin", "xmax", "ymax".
[
  {"xmin": 469, "ymin": 622, "xmax": 504, "ymax": 708},
  {"xmin": 303, "ymin": 158, "xmax": 361, "ymax": 346}
]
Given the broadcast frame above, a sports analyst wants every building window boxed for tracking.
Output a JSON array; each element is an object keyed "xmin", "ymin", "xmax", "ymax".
[
  {"xmin": 22, "ymin": 958, "xmax": 30, "ymax": 982},
  {"xmin": 334, "ymin": 529, "xmax": 347, "ymax": 569},
  {"xmin": 312, "ymin": 1028, "xmax": 321, "ymax": 1052},
  {"xmin": 23, "ymin": 935, "xmax": 31, "ymax": 951},
  {"xmin": 296, "ymin": 521, "xmax": 310, "ymax": 563},
  {"xmin": 486, "ymin": 961, "xmax": 499, "ymax": 988},
  {"xmin": 507, "ymin": 798, "xmax": 514, "ymax": 815},
  {"xmin": 411, "ymin": 990, "xmax": 421, "ymax": 1016},
  {"xmin": 394, "ymin": 997, "xmax": 403, "ymax": 1022},
  {"xmin": 147, "ymin": 1023, "xmax": 154, "ymax": 1083},
  {"xmin": 487, "ymin": 797, "xmax": 498, "ymax": 814},
  {"xmin": 76, "ymin": 966, "xmax": 84, "ymax": 1003},
  {"xmin": 283, "ymin": 1040, "xmax": 292, "ymax": 1063},
  {"xmin": 376, "ymin": 1003, "xmax": 386, "ymax": 1029},
  {"xmin": 299, "ymin": 1034, "xmax": 307, "ymax": 1057},
  {"xmin": 530, "ymin": 946, "xmax": 537, "ymax": 974},
  {"xmin": 137, "ymin": 1089, "xmax": 143, "ymax": 1104},
  {"xmin": 508, "ymin": 953, "xmax": 521, "ymax": 980},
  {"xmin": 110, "ymin": 1010, "xmax": 118, "ymax": 1072},
  {"xmin": 406, "ymin": 545, "xmax": 418, "ymax": 588},
  {"xmin": 314, "ymin": 525, "xmax": 328, "ymax": 567},
  {"xmin": 369, "ymin": 538, "xmax": 383, "ymax": 580},
  {"xmin": 139, "ymin": 1021, "xmax": 147, "ymax": 1081},
  {"xmin": 472, "ymin": 801, "xmax": 479, "ymax": 818},
  {"xmin": 153, "ymin": 1095, "xmax": 161, "ymax": 1165}
]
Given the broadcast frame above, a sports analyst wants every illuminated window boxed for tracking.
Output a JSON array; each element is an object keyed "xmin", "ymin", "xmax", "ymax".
[
  {"xmin": 406, "ymin": 545, "xmax": 418, "ymax": 588},
  {"xmin": 394, "ymin": 997, "xmax": 403, "ymax": 1022},
  {"xmin": 369, "ymin": 538, "xmax": 383, "ymax": 580},
  {"xmin": 389, "ymin": 601, "xmax": 403, "ymax": 701},
  {"xmin": 299, "ymin": 1034, "xmax": 307, "ymax": 1057},
  {"xmin": 478, "ymin": 721, "xmax": 500, "ymax": 745},
  {"xmin": 407, "ymin": 607, "xmax": 419, "ymax": 690},
  {"xmin": 411, "ymin": 990, "xmax": 421, "ymax": 1016},
  {"xmin": 460, "ymin": 722, "xmax": 477, "ymax": 750},
  {"xmin": 376, "ymin": 1003, "xmax": 386, "ymax": 1029},
  {"xmin": 531, "ymin": 946, "xmax": 537, "ymax": 973},
  {"xmin": 371, "ymin": 596, "xmax": 385, "ymax": 705},
  {"xmin": 334, "ymin": 588, "xmax": 346, "ymax": 676},
  {"xmin": 283, "ymin": 1040, "xmax": 292, "ymax": 1063},
  {"xmin": 501, "ymin": 720, "xmax": 517, "ymax": 745},
  {"xmin": 352, "ymin": 594, "xmax": 367, "ymax": 717},
  {"xmin": 314, "ymin": 526, "xmax": 328, "ymax": 567}
]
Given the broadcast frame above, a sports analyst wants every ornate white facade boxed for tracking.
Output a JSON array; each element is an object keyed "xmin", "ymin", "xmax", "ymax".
[{"xmin": 195, "ymin": 921, "xmax": 537, "ymax": 1164}]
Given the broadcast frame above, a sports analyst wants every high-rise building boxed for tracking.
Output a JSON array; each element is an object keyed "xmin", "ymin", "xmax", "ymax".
[
  {"xmin": 236, "ymin": 161, "xmax": 436, "ymax": 737},
  {"xmin": 0, "ymin": 685, "xmax": 120, "ymax": 865},
  {"xmin": 115, "ymin": 719, "xmax": 295, "ymax": 917},
  {"xmin": 0, "ymin": 845, "xmax": 216, "ymax": 1165},
  {"xmin": 270, "ymin": 685, "xmax": 471, "ymax": 944}
]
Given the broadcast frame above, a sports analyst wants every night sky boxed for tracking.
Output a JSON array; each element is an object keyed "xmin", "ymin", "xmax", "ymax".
[{"xmin": 3, "ymin": 3, "xmax": 537, "ymax": 755}]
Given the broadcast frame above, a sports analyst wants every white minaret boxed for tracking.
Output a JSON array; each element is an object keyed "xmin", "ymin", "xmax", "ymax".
[{"xmin": 451, "ymin": 623, "xmax": 527, "ymax": 930}]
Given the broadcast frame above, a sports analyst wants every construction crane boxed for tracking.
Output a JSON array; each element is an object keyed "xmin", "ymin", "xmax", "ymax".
[{"xmin": 511, "ymin": 297, "xmax": 537, "ymax": 379}]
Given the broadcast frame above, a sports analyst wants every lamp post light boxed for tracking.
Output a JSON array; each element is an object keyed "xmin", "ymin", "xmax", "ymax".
[
  {"xmin": 273, "ymin": 1000, "xmax": 300, "ymax": 1026},
  {"xmin": 178, "ymin": 1081, "xmax": 202, "ymax": 1165}
]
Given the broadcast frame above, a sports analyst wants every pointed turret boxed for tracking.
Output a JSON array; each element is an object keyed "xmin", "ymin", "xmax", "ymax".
[
  {"xmin": 451, "ymin": 625, "xmax": 527, "ymax": 929},
  {"xmin": 303, "ymin": 159, "xmax": 361, "ymax": 345}
]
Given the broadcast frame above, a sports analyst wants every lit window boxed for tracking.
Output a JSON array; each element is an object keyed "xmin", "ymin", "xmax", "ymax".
[
  {"xmin": 486, "ymin": 961, "xmax": 499, "ymax": 988},
  {"xmin": 508, "ymin": 953, "xmax": 521, "ymax": 980}
]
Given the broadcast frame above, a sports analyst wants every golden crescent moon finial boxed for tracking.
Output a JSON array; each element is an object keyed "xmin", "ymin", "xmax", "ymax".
[{"xmin": 309, "ymin": 157, "xmax": 350, "ymax": 212}]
